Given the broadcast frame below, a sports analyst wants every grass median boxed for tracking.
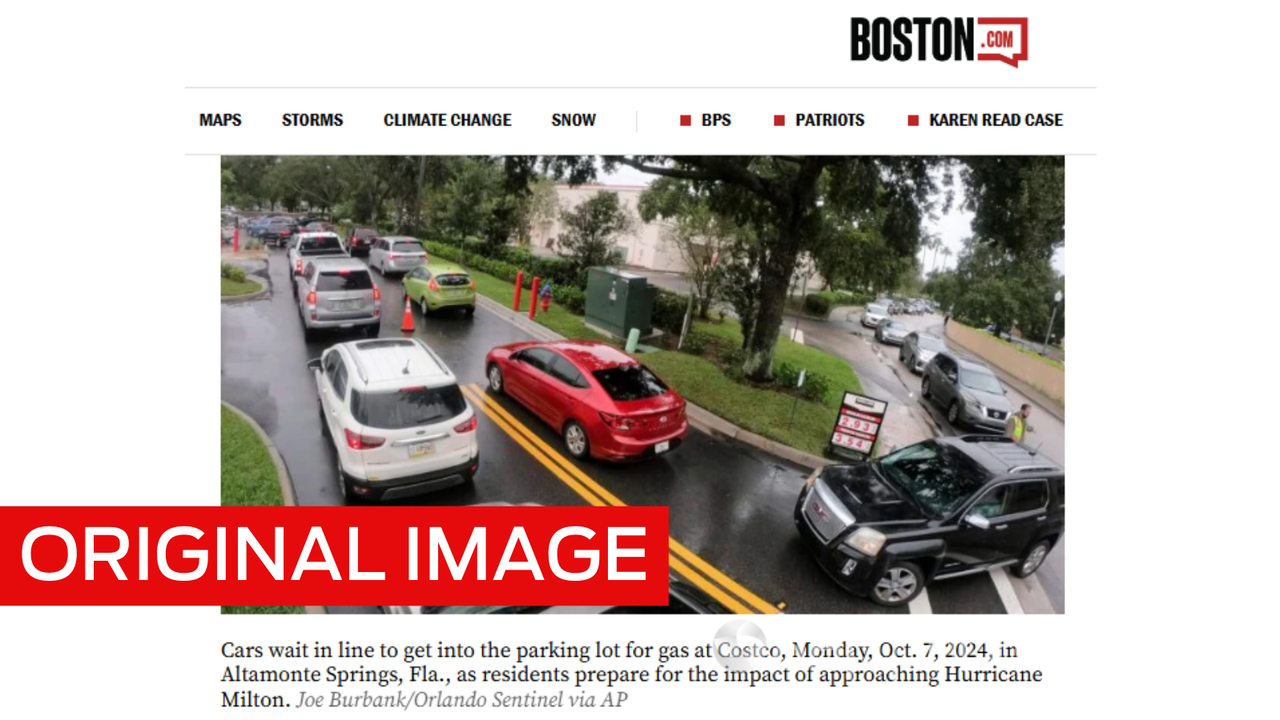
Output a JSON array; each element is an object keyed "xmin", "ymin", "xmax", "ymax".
[
  {"xmin": 220, "ymin": 405, "xmax": 304, "ymax": 615},
  {"xmin": 221, "ymin": 276, "xmax": 260, "ymax": 296},
  {"xmin": 463, "ymin": 263, "xmax": 859, "ymax": 457}
]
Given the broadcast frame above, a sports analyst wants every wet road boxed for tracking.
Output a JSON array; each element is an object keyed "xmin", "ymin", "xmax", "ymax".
[{"xmin": 222, "ymin": 251, "xmax": 1031, "ymax": 614}]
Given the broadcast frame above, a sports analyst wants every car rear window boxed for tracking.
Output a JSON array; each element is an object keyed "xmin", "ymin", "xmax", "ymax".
[
  {"xmin": 867, "ymin": 304, "xmax": 888, "ymax": 315},
  {"xmin": 592, "ymin": 364, "xmax": 668, "ymax": 401},
  {"xmin": 316, "ymin": 270, "xmax": 373, "ymax": 291},
  {"xmin": 350, "ymin": 385, "xmax": 467, "ymax": 429},
  {"xmin": 392, "ymin": 241, "xmax": 424, "ymax": 253},
  {"xmin": 354, "ymin": 228, "xmax": 378, "ymax": 238},
  {"xmin": 300, "ymin": 236, "xmax": 343, "ymax": 253},
  {"xmin": 436, "ymin": 273, "xmax": 470, "ymax": 287}
]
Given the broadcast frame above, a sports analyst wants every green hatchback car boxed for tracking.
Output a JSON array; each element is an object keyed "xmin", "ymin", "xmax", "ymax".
[{"xmin": 402, "ymin": 260, "xmax": 477, "ymax": 315}]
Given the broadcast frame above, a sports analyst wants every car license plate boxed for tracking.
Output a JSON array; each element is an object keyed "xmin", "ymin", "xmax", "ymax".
[
  {"xmin": 333, "ymin": 299, "xmax": 359, "ymax": 310},
  {"xmin": 655, "ymin": 441, "xmax": 670, "ymax": 454},
  {"xmin": 409, "ymin": 442, "xmax": 435, "ymax": 458}
]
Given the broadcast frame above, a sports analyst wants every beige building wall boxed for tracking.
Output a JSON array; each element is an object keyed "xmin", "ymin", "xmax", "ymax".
[
  {"xmin": 945, "ymin": 321, "xmax": 1065, "ymax": 406},
  {"xmin": 528, "ymin": 184, "xmax": 685, "ymax": 272}
]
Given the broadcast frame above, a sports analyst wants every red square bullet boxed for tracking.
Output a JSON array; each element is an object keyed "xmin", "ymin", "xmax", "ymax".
[
  {"xmin": 680, "ymin": 115, "xmax": 691, "ymax": 126},
  {"xmin": 908, "ymin": 115, "xmax": 919, "ymax": 126},
  {"xmin": 774, "ymin": 115, "xmax": 785, "ymax": 126}
]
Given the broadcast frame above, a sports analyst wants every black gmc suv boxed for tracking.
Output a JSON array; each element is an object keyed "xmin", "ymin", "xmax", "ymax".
[{"xmin": 795, "ymin": 435, "xmax": 1064, "ymax": 607}]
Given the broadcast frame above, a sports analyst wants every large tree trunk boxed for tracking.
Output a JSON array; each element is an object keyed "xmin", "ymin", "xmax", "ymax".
[{"xmin": 742, "ymin": 242, "xmax": 800, "ymax": 381}]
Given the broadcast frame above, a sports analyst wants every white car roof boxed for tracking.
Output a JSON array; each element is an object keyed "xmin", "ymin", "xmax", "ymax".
[{"xmin": 339, "ymin": 339, "xmax": 455, "ymax": 392}]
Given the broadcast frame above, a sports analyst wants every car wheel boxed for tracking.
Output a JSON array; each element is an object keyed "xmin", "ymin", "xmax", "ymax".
[
  {"xmin": 334, "ymin": 446, "xmax": 353, "ymax": 505},
  {"xmin": 365, "ymin": 323, "xmax": 379, "ymax": 338},
  {"xmin": 947, "ymin": 401, "xmax": 961, "ymax": 425},
  {"xmin": 487, "ymin": 363, "xmax": 504, "ymax": 394},
  {"xmin": 870, "ymin": 561, "xmax": 925, "ymax": 607},
  {"xmin": 303, "ymin": 325, "xmax": 317, "ymax": 343},
  {"xmin": 418, "ymin": 296, "xmax": 430, "ymax": 315},
  {"xmin": 464, "ymin": 305, "xmax": 475, "ymax": 317},
  {"xmin": 1012, "ymin": 540, "xmax": 1052, "ymax": 578},
  {"xmin": 899, "ymin": 347, "xmax": 905, "ymax": 362},
  {"xmin": 921, "ymin": 376, "xmax": 931, "ymax": 398},
  {"xmin": 563, "ymin": 421, "xmax": 590, "ymax": 459},
  {"xmin": 318, "ymin": 407, "xmax": 330, "ymax": 439}
]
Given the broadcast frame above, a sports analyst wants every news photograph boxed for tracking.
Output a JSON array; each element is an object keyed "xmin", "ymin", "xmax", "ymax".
[{"xmin": 219, "ymin": 155, "xmax": 1066, "ymax": 617}]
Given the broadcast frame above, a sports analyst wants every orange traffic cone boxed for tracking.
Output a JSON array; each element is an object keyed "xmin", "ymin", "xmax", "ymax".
[{"xmin": 401, "ymin": 295, "xmax": 415, "ymax": 333}]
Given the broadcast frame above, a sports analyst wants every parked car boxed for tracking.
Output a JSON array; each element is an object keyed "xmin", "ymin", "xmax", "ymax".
[
  {"xmin": 287, "ymin": 232, "xmax": 348, "ymax": 280},
  {"xmin": 369, "ymin": 236, "xmax": 429, "ymax": 275},
  {"xmin": 308, "ymin": 337, "xmax": 478, "ymax": 503},
  {"xmin": 795, "ymin": 435, "xmax": 1063, "ymax": 607},
  {"xmin": 346, "ymin": 227, "xmax": 379, "ymax": 256},
  {"xmin": 484, "ymin": 340, "xmax": 687, "ymax": 462},
  {"xmin": 875, "ymin": 319, "xmax": 908, "ymax": 345},
  {"xmin": 294, "ymin": 257, "xmax": 382, "ymax": 341},
  {"xmin": 861, "ymin": 303, "xmax": 890, "ymax": 328},
  {"xmin": 403, "ymin": 260, "xmax": 476, "ymax": 316},
  {"xmin": 247, "ymin": 215, "xmax": 279, "ymax": 236},
  {"xmin": 260, "ymin": 217, "xmax": 299, "ymax": 247},
  {"xmin": 303, "ymin": 221, "xmax": 334, "ymax": 233},
  {"xmin": 900, "ymin": 332, "xmax": 946, "ymax": 374},
  {"xmin": 921, "ymin": 351, "xmax": 1013, "ymax": 431}
]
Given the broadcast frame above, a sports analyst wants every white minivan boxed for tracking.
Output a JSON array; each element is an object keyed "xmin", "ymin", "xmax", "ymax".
[{"xmin": 309, "ymin": 338, "xmax": 478, "ymax": 503}]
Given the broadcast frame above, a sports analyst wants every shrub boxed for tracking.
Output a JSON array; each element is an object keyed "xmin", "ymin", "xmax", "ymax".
[
  {"xmin": 797, "ymin": 370, "xmax": 833, "ymax": 403},
  {"xmin": 804, "ymin": 293, "xmax": 833, "ymax": 316},
  {"xmin": 774, "ymin": 361, "xmax": 801, "ymax": 388},
  {"xmin": 551, "ymin": 285, "xmax": 586, "ymax": 313},
  {"xmin": 221, "ymin": 263, "xmax": 246, "ymax": 283},
  {"xmin": 652, "ymin": 289, "xmax": 690, "ymax": 333},
  {"xmin": 680, "ymin": 330, "xmax": 712, "ymax": 355}
]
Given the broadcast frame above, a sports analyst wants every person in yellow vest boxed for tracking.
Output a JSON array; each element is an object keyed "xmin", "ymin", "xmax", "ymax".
[{"xmin": 1005, "ymin": 404, "xmax": 1032, "ymax": 442}]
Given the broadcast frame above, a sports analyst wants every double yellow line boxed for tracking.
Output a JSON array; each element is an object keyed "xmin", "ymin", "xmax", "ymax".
[{"xmin": 459, "ymin": 383, "xmax": 780, "ymax": 614}]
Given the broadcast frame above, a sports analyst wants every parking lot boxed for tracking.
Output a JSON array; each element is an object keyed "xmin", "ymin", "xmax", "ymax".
[{"xmin": 222, "ymin": 248, "xmax": 1060, "ymax": 615}]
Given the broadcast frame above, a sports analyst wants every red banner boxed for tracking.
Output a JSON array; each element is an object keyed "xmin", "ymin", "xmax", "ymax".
[{"xmin": 0, "ymin": 506, "xmax": 669, "ymax": 606}]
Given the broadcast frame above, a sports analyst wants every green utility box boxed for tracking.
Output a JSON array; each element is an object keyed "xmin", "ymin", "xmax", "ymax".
[{"xmin": 585, "ymin": 267, "xmax": 656, "ymax": 338}]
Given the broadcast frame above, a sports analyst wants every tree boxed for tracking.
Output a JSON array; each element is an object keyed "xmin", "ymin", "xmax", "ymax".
[
  {"xmin": 556, "ymin": 191, "xmax": 634, "ymax": 273},
  {"xmin": 924, "ymin": 238, "xmax": 1063, "ymax": 338},
  {"xmin": 638, "ymin": 177, "xmax": 737, "ymax": 319}
]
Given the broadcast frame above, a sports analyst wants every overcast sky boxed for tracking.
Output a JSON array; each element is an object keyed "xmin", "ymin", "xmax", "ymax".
[{"xmin": 599, "ymin": 162, "xmax": 1066, "ymax": 277}]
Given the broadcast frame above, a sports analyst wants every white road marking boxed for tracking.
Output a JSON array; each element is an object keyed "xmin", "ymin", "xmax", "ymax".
[
  {"xmin": 988, "ymin": 568, "xmax": 1025, "ymax": 614},
  {"xmin": 907, "ymin": 587, "xmax": 932, "ymax": 614}
]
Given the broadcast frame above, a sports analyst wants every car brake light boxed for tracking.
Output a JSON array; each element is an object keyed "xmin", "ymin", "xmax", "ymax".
[
  {"xmin": 454, "ymin": 416, "xmax": 478, "ymax": 433},
  {"xmin": 295, "ymin": 259, "xmax": 303, "ymax": 273},
  {"xmin": 306, "ymin": 291, "xmax": 316, "ymax": 305},
  {"xmin": 428, "ymin": 279, "xmax": 439, "ymax": 292},
  {"xmin": 372, "ymin": 285, "xmax": 381, "ymax": 301},
  {"xmin": 599, "ymin": 412, "xmax": 633, "ymax": 432},
  {"xmin": 338, "ymin": 269, "xmax": 350, "ymax": 276},
  {"xmin": 388, "ymin": 254, "xmax": 398, "ymax": 261},
  {"xmin": 469, "ymin": 279, "xmax": 476, "ymax": 289},
  {"xmin": 344, "ymin": 428, "xmax": 385, "ymax": 450},
  {"xmin": 400, "ymin": 386, "xmax": 425, "ymax": 392}
]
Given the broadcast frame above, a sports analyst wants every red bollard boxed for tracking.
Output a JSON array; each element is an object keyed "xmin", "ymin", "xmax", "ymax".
[
  {"xmin": 512, "ymin": 270, "xmax": 524, "ymax": 311},
  {"xmin": 233, "ymin": 227, "xmax": 240, "ymax": 253},
  {"xmin": 528, "ymin": 277, "xmax": 541, "ymax": 319}
]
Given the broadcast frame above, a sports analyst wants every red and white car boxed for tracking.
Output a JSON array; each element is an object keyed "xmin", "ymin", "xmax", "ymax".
[{"xmin": 484, "ymin": 340, "xmax": 687, "ymax": 461}]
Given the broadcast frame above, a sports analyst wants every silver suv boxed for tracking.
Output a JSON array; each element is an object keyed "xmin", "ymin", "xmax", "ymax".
[
  {"xmin": 921, "ymin": 351, "xmax": 1014, "ymax": 432},
  {"xmin": 295, "ymin": 257, "xmax": 382, "ymax": 342},
  {"xmin": 369, "ymin": 236, "xmax": 428, "ymax": 275}
]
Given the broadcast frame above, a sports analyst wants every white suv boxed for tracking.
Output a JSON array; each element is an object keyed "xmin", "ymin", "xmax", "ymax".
[{"xmin": 309, "ymin": 338, "xmax": 479, "ymax": 503}]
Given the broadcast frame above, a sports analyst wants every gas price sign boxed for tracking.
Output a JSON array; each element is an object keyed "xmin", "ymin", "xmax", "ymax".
[{"xmin": 827, "ymin": 391, "xmax": 889, "ymax": 460}]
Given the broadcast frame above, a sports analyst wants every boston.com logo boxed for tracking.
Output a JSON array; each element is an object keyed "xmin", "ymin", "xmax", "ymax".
[{"xmin": 851, "ymin": 17, "xmax": 1028, "ymax": 67}]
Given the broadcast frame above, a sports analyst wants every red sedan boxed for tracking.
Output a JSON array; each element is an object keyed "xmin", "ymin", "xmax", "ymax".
[{"xmin": 484, "ymin": 340, "xmax": 687, "ymax": 461}]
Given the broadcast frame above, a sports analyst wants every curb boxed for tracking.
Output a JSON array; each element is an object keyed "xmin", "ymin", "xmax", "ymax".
[
  {"xmin": 220, "ymin": 275, "xmax": 268, "ymax": 303},
  {"xmin": 221, "ymin": 401, "xmax": 325, "ymax": 615},
  {"xmin": 221, "ymin": 401, "xmax": 297, "ymax": 507},
  {"xmin": 476, "ymin": 294, "xmax": 833, "ymax": 470}
]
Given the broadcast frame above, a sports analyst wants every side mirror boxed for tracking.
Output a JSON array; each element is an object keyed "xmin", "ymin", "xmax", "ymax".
[
  {"xmin": 963, "ymin": 514, "xmax": 991, "ymax": 530},
  {"xmin": 306, "ymin": 358, "xmax": 322, "ymax": 371}
]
